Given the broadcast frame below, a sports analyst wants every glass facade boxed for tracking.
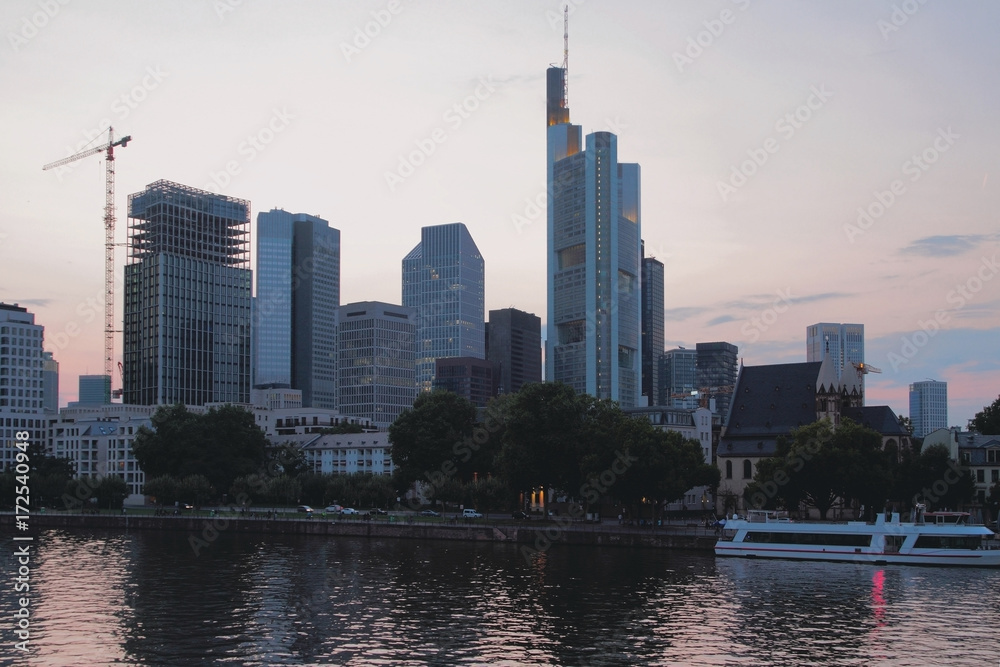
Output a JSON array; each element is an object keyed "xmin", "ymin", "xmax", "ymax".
[
  {"xmin": 641, "ymin": 253, "xmax": 664, "ymax": 404},
  {"xmin": 124, "ymin": 180, "xmax": 251, "ymax": 406},
  {"xmin": 546, "ymin": 67, "xmax": 642, "ymax": 407},
  {"xmin": 402, "ymin": 223, "xmax": 485, "ymax": 393},
  {"xmin": 336, "ymin": 302, "xmax": 416, "ymax": 429},
  {"xmin": 696, "ymin": 342, "xmax": 738, "ymax": 423},
  {"xmin": 806, "ymin": 322, "xmax": 866, "ymax": 394},
  {"xmin": 254, "ymin": 209, "xmax": 340, "ymax": 409},
  {"xmin": 0, "ymin": 303, "xmax": 47, "ymax": 472},
  {"xmin": 909, "ymin": 380, "xmax": 947, "ymax": 438}
]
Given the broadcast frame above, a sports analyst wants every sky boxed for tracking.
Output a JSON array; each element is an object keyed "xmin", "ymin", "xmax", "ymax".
[{"xmin": 1, "ymin": 0, "xmax": 997, "ymax": 427}]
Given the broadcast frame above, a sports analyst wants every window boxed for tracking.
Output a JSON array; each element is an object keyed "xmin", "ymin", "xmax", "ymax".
[
  {"xmin": 743, "ymin": 459, "xmax": 752, "ymax": 480},
  {"xmin": 992, "ymin": 470, "xmax": 999, "ymax": 483},
  {"xmin": 977, "ymin": 469, "xmax": 985, "ymax": 483},
  {"xmin": 725, "ymin": 460, "xmax": 732, "ymax": 479}
]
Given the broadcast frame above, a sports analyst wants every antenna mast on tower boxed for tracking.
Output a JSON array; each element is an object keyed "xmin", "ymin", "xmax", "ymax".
[{"xmin": 563, "ymin": 5, "xmax": 569, "ymax": 106}]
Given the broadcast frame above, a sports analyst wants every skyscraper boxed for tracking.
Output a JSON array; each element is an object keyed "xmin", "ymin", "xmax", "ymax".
[
  {"xmin": 641, "ymin": 249, "xmax": 664, "ymax": 405},
  {"xmin": 123, "ymin": 180, "xmax": 252, "ymax": 406},
  {"xmin": 910, "ymin": 380, "xmax": 948, "ymax": 438},
  {"xmin": 0, "ymin": 303, "xmax": 47, "ymax": 470},
  {"xmin": 42, "ymin": 350, "xmax": 58, "ymax": 413},
  {"xmin": 336, "ymin": 301, "xmax": 416, "ymax": 429},
  {"xmin": 402, "ymin": 223, "xmax": 485, "ymax": 393},
  {"xmin": 486, "ymin": 308, "xmax": 542, "ymax": 395},
  {"xmin": 696, "ymin": 341, "xmax": 738, "ymax": 422},
  {"xmin": 78, "ymin": 375, "xmax": 110, "ymax": 405},
  {"xmin": 254, "ymin": 209, "xmax": 340, "ymax": 409},
  {"xmin": 661, "ymin": 347, "xmax": 697, "ymax": 407},
  {"xmin": 546, "ymin": 62, "xmax": 642, "ymax": 407},
  {"xmin": 807, "ymin": 323, "xmax": 865, "ymax": 393}
]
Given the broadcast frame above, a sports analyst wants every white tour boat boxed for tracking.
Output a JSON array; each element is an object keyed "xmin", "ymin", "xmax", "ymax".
[{"xmin": 715, "ymin": 506, "xmax": 1000, "ymax": 567}]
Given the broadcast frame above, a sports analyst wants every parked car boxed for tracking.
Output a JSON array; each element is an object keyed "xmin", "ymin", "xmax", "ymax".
[
  {"xmin": 297, "ymin": 505, "xmax": 313, "ymax": 514},
  {"xmin": 340, "ymin": 507, "xmax": 360, "ymax": 515},
  {"xmin": 369, "ymin": 508, "xmax": 387, "ymax": 515},
  {"xmin": 462, "ymin": 509, "xmax": 483, "ymax": 519},
  {"xmin": 420, "ymin": 509, "xmax": 440, "ymax": 517},
  {"xmin": 512, "ymin": 511, "xmax": 530, "ymax": 520},
  {"xmin": 324, "ymin": 505, "xmax": 343, "ymax": 513}
]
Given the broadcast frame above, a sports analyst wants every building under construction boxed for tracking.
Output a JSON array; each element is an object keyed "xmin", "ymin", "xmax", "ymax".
[{"xmin": 122, "ymin": 180, "xmax": 251, "ymax": 406}]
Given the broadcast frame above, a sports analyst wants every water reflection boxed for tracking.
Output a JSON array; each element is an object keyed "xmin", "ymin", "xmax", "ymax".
[{"xmin": 1, "ymin": 530, "xmax": 997, "ymax": 666}]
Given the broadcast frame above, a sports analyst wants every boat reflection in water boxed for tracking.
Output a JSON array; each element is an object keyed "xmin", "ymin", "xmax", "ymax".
[{"xmin": 715, "ymin": 505, "xmax": 1000, "ymax": 566}]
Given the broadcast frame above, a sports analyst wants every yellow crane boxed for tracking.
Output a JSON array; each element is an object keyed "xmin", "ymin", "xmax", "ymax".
[{"xmin": 43, "ymin": 128, "xmax": 132, "ymax": 398}]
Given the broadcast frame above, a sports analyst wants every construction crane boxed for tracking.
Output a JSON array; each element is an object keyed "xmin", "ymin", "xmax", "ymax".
[
  {"xmin": 852, "ymin": 362, "xmax": 882, "ymax": 378},
  {"xmin": 43, "ymin": 127, "xmax": 132, "ymax": 397}
]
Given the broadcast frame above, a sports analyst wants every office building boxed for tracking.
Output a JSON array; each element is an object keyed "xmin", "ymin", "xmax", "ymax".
[
  {"xmin": 486, "ymin": 308, "xmax": 542, "ymax": 394},
  {"xmin": 910, "ymin": 380, "xmax": 948, "ymax": 438},
  {"xmin": 432, "ymin": 357, "xmax": 498, "ymax": 408},
  {"xmin": 696, "ymin": 342, "xmax": 738, "ymax": 423},
  {"xmin": 254, "ymin": 209, "xmax": 340, "ymax": 409},
  {"xmin": 807, "ymin": 323, "xmax": 865, "ymax": 394},
  {"xmin": 0, "ymin": 303, "xmax": 48, "ymax": 470},
  {"xmin": 546, "ymin": 61, "xmax": 642, "ymax": 407},
  {"xmin": 402, "ymin": 223, "xmax": 485, "ymax": 392},
  {"xmin": 641, "ymin": 249, "xmax": 664, "ymax": 405},
  {"xmin": 661, "ymin": 347, "xmax": 698, "ymax": 407},
  {"xmin": 78, "ymin": 375, "xmax": 111, "ymax": 405},
  {"xmin": 123, "ymin": 180, "xmax": 252, "ymax": 406},
  {"xmin": 336, "ymin": 301, "xmax": 416, "ymax": 429},
  {"xmin": 42, "ymin": 351, "xmax": 58, "ymax": 413}
]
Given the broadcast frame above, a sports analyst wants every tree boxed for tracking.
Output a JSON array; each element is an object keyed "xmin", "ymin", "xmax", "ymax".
[
  {"xmin": 131, "ymin": 404, "xmax": 267, "ymax": 497},
  {"xmin": 902, "ymin": 444, "xmax": 976, "ymax": 511},
  {"xmin": 970, "ymin": 395, "xmax": 1000, "ymax": 434},
  {"xmin": 320, "ymin": 423, "xmax": 365, "ymax": 435},
  {"xmin": 748, "ymin": 418, "xmax": 891, "ymax": 520},
  {"xmin": 143, "ymin": 475, "xmax": 180, "ymax": 506},
  {"xmin": 389, "ymin": 390, "xmax": 478, "ymax": 488},
  {"xmin": 93, "ymin": 476, "xmax": 129, "ymax": 510}
]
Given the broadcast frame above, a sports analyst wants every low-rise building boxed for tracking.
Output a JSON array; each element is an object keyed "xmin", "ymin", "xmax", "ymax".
[{"xmin": 301, "ymin": 431, "xmax": 393, "ymax": 476}]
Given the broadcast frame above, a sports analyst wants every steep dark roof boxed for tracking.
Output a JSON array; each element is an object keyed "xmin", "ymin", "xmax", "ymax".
[
  {"xmin": 724, "ymin": 362, "xmax": 822, "ymax": 438},
  {"xmin": 842, "ymin": 406, "xmax": 908, "ymax": 437}
]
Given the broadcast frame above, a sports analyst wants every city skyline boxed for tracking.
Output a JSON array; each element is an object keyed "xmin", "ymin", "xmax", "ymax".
[{"xmin": 4, "ymin": 2, "xmax": 998, "ymax": 426}]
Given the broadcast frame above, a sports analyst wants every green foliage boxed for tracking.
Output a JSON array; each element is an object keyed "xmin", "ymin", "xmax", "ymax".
[
  {"xmin": 970, "ymin": 395, "xmax": 1000, "ymax": 435},
  {"xmin": 748, "ymin": 418, "xmax": 891, "ymax": 519},
  {"xmin": 319, "ymin": 423, "xmax": 365, "ymax": 435},
  {"xmin": 131, "ymin": 404, "xmax": 267, "ymax": 495},
  {"xmin": 143, "ymin": 475, "xmax": 180, "ymax": 505},
  {"xmin": 93, "ymin": 476, "xmax": 128, "ymax": 510},
  {"xmin": 389, "ymin": 390, "xmax": 478, "ymax": 488},
  {"xmin": 903, "ymin": 444, "xmax": 976, "ymax": 510}
]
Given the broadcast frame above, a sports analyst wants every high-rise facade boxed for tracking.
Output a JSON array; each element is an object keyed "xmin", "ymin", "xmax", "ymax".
[
  {"xmin": 696, "ymin": 341, "xmax": 738, "ymax": 423},
  {"xmin": 0, "ymin": 303, "xmax": 48, "ymax": 470},
  {"xmin": 123, "ymin": 180, "xmax": 252, "ymax": 406},
  {"xmin": 486, "ymin": 308, "xmax": 542, "ymax": 395},
  {"xmin": 402, "ymin": 223, "xmax": 485, "ymax": 393},
  {"xmin": 661, "ymin": 347, "xmax": 697, "ymax": 407},
  {"xmin": 909, "ymin": 380, "xmax": 947, "ymax": 438},
  {"xmin": 641, "ymin": 250, "xmax": 664, "ymax": 405},
  {"xmin": 807, "ymin": 323, "xmax": 865, "ymax": 394},
  {"xmin": 432, "ymin": 357, "xmax": 498, "ymax": 408},
  {"xmin": 42, "ymin": 351, "xmax": 58, "ymax": 413},
  {"xmin": 78, "ymin": 375, "xmax": 110, "ymax": 405},
  {"xmin": 254, "ymin": 209, "xmax": 340, "ymax": 409},
  {"xmin": 336, "ymin": 301, "xmax": 416, "ymax": 429},
  {"xmin": 546, "ymin": 64, "xmax": 642, "ymax": 407}
]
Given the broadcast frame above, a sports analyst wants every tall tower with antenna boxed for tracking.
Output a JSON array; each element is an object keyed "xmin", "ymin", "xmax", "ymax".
[{"xmin": 545, "ymin": 6, "xmax": 643, "ymax": 407}]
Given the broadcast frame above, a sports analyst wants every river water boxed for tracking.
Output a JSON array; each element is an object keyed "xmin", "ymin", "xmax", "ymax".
[{"xmin": 2, "ymin": 528, "xmax": 998, "ymax": 666}]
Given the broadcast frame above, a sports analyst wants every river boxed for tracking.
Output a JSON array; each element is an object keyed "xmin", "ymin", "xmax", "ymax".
[{"xmin": 2, "ymin": 529, "xmax": 998, "ymax": 665}]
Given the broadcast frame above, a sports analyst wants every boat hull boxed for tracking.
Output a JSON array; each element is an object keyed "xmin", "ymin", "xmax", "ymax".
[{"xmin": 714, "ymin": 543, "xmax": 1000, "ymax": 567}]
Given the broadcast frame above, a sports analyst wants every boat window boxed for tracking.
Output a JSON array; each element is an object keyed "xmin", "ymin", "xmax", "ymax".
[
  {"xmin": 743, "ymin": 532, "xmax": 872, "ymax": 547},
  {"xmin": 913, "ymin": 535, "xmax": 982, "ymax": 550}
]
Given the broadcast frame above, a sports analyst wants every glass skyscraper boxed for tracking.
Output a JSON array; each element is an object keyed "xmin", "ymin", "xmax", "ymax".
[
  {"xmin": 806, "ymin": 322, "xmax": 865, "ymax": 395},
  {"xmin": 254, "ymin": 209, "xmax": 340, "ymax": 409},
  {"xmin": 909, "ymin": 380, "xmax": 948, "ymax": 438},
  {"xmin": 641, "ymin": 250, "xmax": 664, "ymax": 405},
  {"xmin": 402, "ymin": 223, "xmax": 485, "ymax": 393},
  {"xmin": 546, "ymin": 65, "xmax": 642, "ymax": 407},
  {"xmin": 123, "ymin": 180, "xmax": 251, "ymax": 406}
]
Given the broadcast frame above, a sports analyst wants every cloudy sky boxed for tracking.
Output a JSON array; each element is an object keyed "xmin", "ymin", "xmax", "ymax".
[{"xmin": 2, "ymin": 1, "xmax": 997, "ymax": 426}]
